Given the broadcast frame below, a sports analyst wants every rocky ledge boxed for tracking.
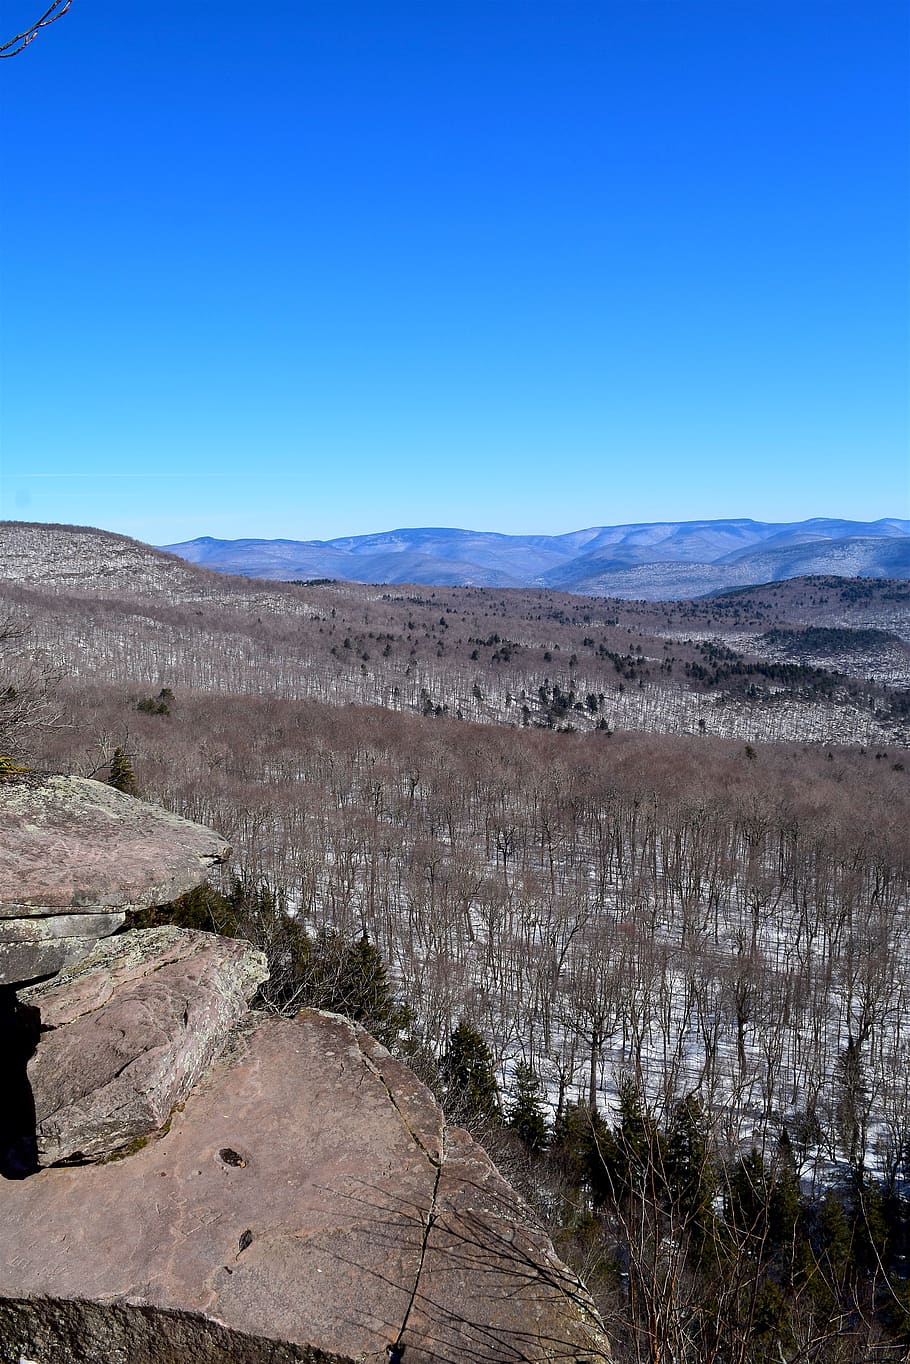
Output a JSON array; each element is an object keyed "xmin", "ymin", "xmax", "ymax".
[
  {"xmin": 23, "ymin": 927, "xmax": 268, "ymax": 1164},
  {"xmin": 0, "ymin": 778, "xmax": 610, "ymax": 1361},
  {"xmin": 0, "ymin": 774, "xmax": 231, "ymax": 987},
  {"xmin": 0, "ymin": 1000, "xmax": 610, "ymax": 1362}
]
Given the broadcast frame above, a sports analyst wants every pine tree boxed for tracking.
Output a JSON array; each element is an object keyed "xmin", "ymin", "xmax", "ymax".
[
  {"xmin": 126, "ymin": 883, "xmax": 238, "ymax": 934},
  {"xmin": 507, "ymin": 1060, "xmax": 548, "ymax": 1152},
  {"xmin": 817, "ymin": 1189, "xmax": 851, "ymax": 1283},
  {"xmin": 666, "ymin": 1094, "xmax": 718, "ymax": 1251},
  {"xmin": 335, "ymin": 932, "xmax": 411, "ymax": 1047},
  {"xmin": 835, "ymin": 1037, "xmax": 869, "ymax": 1174},
  {"xmin": 767, "ymin": 1133, "xmax": 801, "ymax": 1254},
  {"xmin": 850, "ymin": 1176, "xmax": 889, "ymax": 1275},
  {"xmin": 550, "ymin": 1100, "xmax": 615, "ymax": 1206},
  {"xmin": 726, "ymin": 1148, "xmax": 772, "ymax": 1246},
  {"xmin": 255, "ymin": 918, "xmax": 411, "ymax": 1049},
  {"xmin": 442, "ymin": 1021, "xmax": 501, "ymax": 1132},
  {"xmin": 614, "ymin": 1076, "xmax": 665, "ymax": 1200},
  {"xmin": 108, "ymin": 747, "xmax": 136, "ymax": 794}
]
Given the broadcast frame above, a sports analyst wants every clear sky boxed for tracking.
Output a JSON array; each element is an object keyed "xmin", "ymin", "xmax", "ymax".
[{"xmin": 1, "ymin": 0, "xmax": 907, "ymax": 543}]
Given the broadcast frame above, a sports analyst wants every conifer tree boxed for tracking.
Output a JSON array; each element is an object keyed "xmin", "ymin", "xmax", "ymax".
[
  {"xmin": 665, "ymin": 1094, "xmax": 718, "ymax": 1250},
  {"xmin": 507, "ymin": 1060, "xmax": 549, "ymax": 1152},
  {"xmin": 442, "ymin": 1020, "xmax": 501, "ymax": 1131},
  {"xmin": 334, "ymin": 932, "xmax": 411, "ymax": 1047},
  {"xmin": 614, "ymin": 1076, "xmax": 665, "ymax": 1200},
  {"xmin": 249, "ymin": 914, "xmax": 411, "ymax": 1049},
  {"xmin": 108, "ymin": 746, "xmax": 136, "ymax": 794},
  {"xmin": 550, "ymin": 1100, "xmax": 615, "ymax": 1205}
]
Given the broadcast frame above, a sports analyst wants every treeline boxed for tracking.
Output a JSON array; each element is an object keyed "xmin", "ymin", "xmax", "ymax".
[
  {"xmin": 37, "ymin": 682, "xmax": 910, "ymax": 1169},
  {"xmin": 761, "ymin": 626, "xmax": 901, "ymax": 656},
  {"xmin": 147, "ymin": 876, "xmax": 910, "ymax": 1362},
  {"xmin": 4, "ymin": 571, "xmax": 905, "ymax": 748},
  {"xmin": 522, "ymin": 1078, "xmax": 910, "ymax": 1362}
]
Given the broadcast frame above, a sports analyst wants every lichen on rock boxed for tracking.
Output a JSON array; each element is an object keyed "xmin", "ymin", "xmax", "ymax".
[
  {"xmin": 0, "ymin": 774, "xmax": 231, "ymax": 986},
  {"xmin": 22, "ymin": 926, "xmax": 268, "ymax": 1164}
]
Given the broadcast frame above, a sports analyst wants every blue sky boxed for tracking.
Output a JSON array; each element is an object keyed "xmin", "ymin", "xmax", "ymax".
[{"xmin": 1, "ymin": 0, "xmax": 907, "ymax": 542}]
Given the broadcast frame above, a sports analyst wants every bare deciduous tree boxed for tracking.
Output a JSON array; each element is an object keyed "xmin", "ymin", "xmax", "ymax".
[{"xmin": 0, "ymin": 612, "xmax": 62, "ymax": 762}]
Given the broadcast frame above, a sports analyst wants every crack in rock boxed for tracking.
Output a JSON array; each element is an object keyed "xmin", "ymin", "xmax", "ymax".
[
  {"xmin": 350, "ymin": 1029, "xmax": 441, "ymax": 1171},
  {"xmin": 394, "ymin": 1130, "xmax": 444, "ymax": 1355}
]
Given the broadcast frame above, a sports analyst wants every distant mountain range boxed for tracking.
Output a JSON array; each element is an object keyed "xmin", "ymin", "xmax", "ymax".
[{"xmin": 161, "ymin": 518, "xmax": 910, "ymax": 599}]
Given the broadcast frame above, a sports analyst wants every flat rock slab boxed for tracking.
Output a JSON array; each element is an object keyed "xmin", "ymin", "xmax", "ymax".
[
  {"xmin": 0, "ymin": 913, "xmax": 125, "ymax": 943},
  {"xmin": 0, "ymin": 913, "xmax": 126, "ymax": 990},
  {"xmin": 0, "ymin": 774, "xmax": 230, "ymax": 916},
  {"xmin": 0, "ymin": 1010, "xmax": 611, "ymax": 1363},
  {"xmin": 23, "ymin": 927, "xmax": 269, "ymax": 1164}
]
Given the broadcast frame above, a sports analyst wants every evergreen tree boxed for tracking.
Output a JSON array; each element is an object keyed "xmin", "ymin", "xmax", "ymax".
[
  {"xmin": 726, "ymin": 1144, "xmax": 801, "ymax": 1261},
  {"xmin": 243, "ymin": 908, "xmax": 411, "ymax": 1049},
  {"xmin": 613, "ymin": 1076, "xmax": 665, "ymax": 1201},
  {"xmin": 507, "ymin": 1060, "xmax": 548, "ymax": 1152},
  {"xmin": 550, "ymin": 1101, "xmax": 616, "ymax": 1206},
  {"xmin": 666, "ymin": 1094, "xmax": 718, "ymax": 1251},
  {"xmin": 816, "ymin": 1189, "xmax": 852, "ymax": 1283},
  {"xmin": 108, "ymin": 746, "xmax": 136, "ymax": 794},
  {"xmin": 849, "ymin": 1176, "xmax": 889, "ymax": 1275},
  {"xmin": 332, "ymin": 932, "xmax": 411, "ymax": 1047},
  {"xmin": 127, "ymin": 883, "xmax": 238, "ymax": 935},
  {"xmin": 835, "ymin": 1037, "xmax": 869, "ymax": 1173},
  {"xmin": 550, "ymin": 1101, "xmax": 594, "ymax": 1192},
  {"xmin": 767, "ymin": 1135, "xmax": 801, "ymax": 1255},
  {"xmin": 0, "ymin": 754, "xmax": 30, "ymax": 775},
  {"xmin": 442, "ymin": 1021, "xmax": 501, "ymax": 1132},
  {"xmin": 726, "ymin": 1148, "xmax": 772, "ymax": 1246}
]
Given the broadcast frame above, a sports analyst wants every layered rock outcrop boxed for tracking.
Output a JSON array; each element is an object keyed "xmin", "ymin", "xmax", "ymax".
[
  {"xmin": 1, "ymin": 1005, "xmax": 611, "ymax": 1362},
  {"xmin": 0, "ymin": 774, "xmax": 231, "ymax": 986},
  {"xmin": 23, "ymin": 927, "xmax": 268, "ymax": 1164},
  {"xmin": 0, "ymin": 776, "xmax": 611, "ymax": 1362}
]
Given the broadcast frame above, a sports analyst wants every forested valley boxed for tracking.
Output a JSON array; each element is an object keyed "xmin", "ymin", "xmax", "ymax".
[{"xmin": 5, "ymin": 522, "xmax": 910, "ymax": 1361}]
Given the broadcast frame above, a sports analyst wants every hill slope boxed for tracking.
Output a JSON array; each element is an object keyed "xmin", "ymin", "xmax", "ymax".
[{"xmin": 2, "ymin": 521, "xmax": 907, "ymax": 752}]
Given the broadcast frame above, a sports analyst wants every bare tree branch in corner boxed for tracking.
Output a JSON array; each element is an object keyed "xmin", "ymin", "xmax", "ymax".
[{"xmin": 1, "ymin": 0, "xmax": 72, "ymax": 59}]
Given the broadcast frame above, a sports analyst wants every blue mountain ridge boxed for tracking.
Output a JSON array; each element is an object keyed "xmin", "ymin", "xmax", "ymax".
[{"xmin": 161, "ymin": 518, "xmax": 910, "ymax": 599}]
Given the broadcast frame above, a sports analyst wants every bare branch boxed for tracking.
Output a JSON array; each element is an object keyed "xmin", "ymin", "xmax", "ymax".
[{"xmin": 1, "ymin": 0, "xmax": 72, "ymax": 59}]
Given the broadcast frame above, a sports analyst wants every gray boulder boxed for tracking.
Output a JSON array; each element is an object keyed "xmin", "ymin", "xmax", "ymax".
[
  {"xmin": 0, "ymin": 773, "xmax": 231, "ymax": 916},
  {"xmin": 0, "ymin": 912, "xmax": 125, "ymax": 989}
]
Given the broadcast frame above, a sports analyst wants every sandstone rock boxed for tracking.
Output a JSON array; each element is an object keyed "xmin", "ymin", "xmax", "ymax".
[
  {"xmin": 0, "ymin": 773, "xmax": 230, "ymax": 985},
  {"xmin": 0, "ymin": 774, "xmax": 231, "ymax": 917},
  {"xmin": 22, "ymin": 926, "xmax": 269, "ymax": 1163},
  {"xmin": 0, "ymin": 913, "xmax": 125, "ymax": 990},
  {"xmin": 0, "ymin": 1010, "xmax": 611, "ymax": 1363},
  {"xmin": 0, "ymin": 913, "xmax": 125, "ymax": 943}
]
